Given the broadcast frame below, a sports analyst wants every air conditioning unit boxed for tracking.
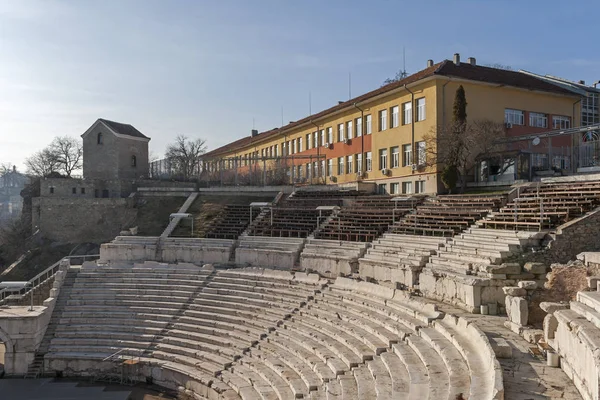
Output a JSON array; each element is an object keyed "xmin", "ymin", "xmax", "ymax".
[
  {"xmin": 505, "ymin": 122, "xmax": 513, "ymax": 129},
  {"xmin": 381, "ymin": 168, "xmax": 390, "ymax": 176},
  {"xmin": 344, "ymin": 138, "xmax": 352, "ymax": 145},
  {"xmin": 411, "ymin": 164, "xmax": 418, "ymax": 171},
  {"xmin": 324, "ymin": 143, "xmax": 330, "ymax": 149},
  {"xmin": 329, "ymin": 175, "xmax": 336, "ymax": 182}
]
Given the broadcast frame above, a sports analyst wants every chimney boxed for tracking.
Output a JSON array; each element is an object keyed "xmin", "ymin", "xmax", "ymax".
[
  {"xmin": 467, "ymin": 57, "xmax": 476, "ymax": 66},
  {"xmin": 427, "ymin": 59, "xmax": 434, "ymax": 68},
  {"xmin": 251, "ymin": 129, "xmax": 258, "ymax": 137},
  {"xmin": 579, "ymin": 80, "xmax": 586, "ymax": 85},
  {"xmin": 453, "ymin": 53, "xmax": 460, "ymax": 66}
]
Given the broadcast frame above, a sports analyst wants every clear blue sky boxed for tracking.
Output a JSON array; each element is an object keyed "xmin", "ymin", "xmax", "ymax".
[{"xmin": 1, "ymin": 0, "xmax": 598, "ymax": 169}]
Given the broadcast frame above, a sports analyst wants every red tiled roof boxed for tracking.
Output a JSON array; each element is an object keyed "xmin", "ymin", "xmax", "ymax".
[{"xmin": 203, "ymin": 60, "xmax": 575, "ymax": 158}]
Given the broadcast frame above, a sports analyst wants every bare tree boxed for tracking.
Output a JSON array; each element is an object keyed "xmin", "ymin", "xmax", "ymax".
[
  {"xmin": 0, "ymin": 163, "xmax": 13, "ymax": 176},
  {"xmin": 424, "ymin": 119, "xmax": 506, "ymax": 192},
  {"xmin": 49, "ymin": 136, "xmax": 82, "ymax": 177},
  {"xmin": 165, "ymin": 135, "xmax": 207, "ymax": 180},
  {"xmin": 25, "ymin": 148, "xmax": 60, "ymax": 177}
]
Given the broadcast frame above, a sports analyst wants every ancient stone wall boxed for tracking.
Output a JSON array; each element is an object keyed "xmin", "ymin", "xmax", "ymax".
[{"xmin": 32, "ymin": 197, "xmax": 137, "ymax": 243}]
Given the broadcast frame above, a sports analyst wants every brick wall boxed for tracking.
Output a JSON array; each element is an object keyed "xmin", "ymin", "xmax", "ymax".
[{"xmin": 32, "ymin": 197, "xmax": 137, "ymax": 243}]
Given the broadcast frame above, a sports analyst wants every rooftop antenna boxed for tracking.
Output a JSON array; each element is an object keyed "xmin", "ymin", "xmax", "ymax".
[
  {"xmin": 400, "ymin": 47, "xmax": 408, "ymax": 79},
  {"xmin": 349, "ymin": 72, "xmax": 352, "ymax": 99}
]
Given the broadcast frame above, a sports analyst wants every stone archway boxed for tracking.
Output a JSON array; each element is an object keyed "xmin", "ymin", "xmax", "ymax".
[{"xmin": 0, "ymin": 327, "xmax": 13, "ymax": 376}]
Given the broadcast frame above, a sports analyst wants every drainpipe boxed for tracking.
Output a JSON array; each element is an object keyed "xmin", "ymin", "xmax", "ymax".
[
  {"xmin": 353, "ymin": 103, "xmax": 365, "ymax": 178},
  {"xmin": 310, "ymin": 120, "xmax": 320, "ymax": 184},
  {"xmin": 572, "ymin": 98, "xmax": 581, "ymax": 172},
  {"xmin": 404, "ymin": 84, "xmax": 416, "ymax": 168}
]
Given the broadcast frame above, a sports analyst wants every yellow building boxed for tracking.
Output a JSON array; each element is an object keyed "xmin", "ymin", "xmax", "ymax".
[{"xmin": 203, "ymin": 54, "xmax": 580, "ymax": 194}]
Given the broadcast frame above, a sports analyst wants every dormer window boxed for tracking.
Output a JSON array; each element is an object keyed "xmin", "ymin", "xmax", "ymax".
[
  {"xmin": 131, "ymin": 155, "xmax": 137, "ymax": 167},
  {"xmin": 97, "ymin": 132, "xmax": 103, "ymax": 144}
]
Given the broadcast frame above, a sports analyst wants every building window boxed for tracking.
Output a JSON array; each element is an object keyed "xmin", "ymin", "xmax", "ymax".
[
  {"xmin": 390, "ymin": 182, "xmax": 400, "ymax": 194},
  {"xmin": 81, "ymin": 187, "xmax": 86, "ymax": 194},
  {"xmin": 49, "ymin": 187, "xmax": 54, "ymax": 194},
  {"xmin": 320, "ymin": 130, "xmax": 325, "ymax": 146},
  {"xmin": 415, "ymin": 180, "xmax": 425, "ymax": 194},
  {"xmin": 97, "ymin": 132, "xmax": 103, "ymax": 144},
  {"xmin": 347, "ymin": 121, "xmax": 353, "ymax": 139},
  {"xmin": 366, "ymin": 152, "xmax": 372, "ymax": 172},
  {"xmin": 275, "ymin": 145, "xmax": 279, "ymax": 157},
  {"xmin": 306, "ymin": 134, "xmax": 311, "ymax": 149},
  {"xmin": 326, "ymin": 127, "xmax": 333, "ymax": 144},
  {"xmin": 356, "ymin": 153, "xmax": 363, "ymax": 174},
  {"xmin": 131, "ymin": 155, "xmax": 137, "ymax": 167},
  {"xmin": 314, "ymin": 132, "xmax": 318, "ymax": 148},
  {"xmin": 379, "ymin": 149, "xmax": 388, "ymax": 170},
  {"xmin": 553, "ymin": 115, "xmax": 571, "ymax": 129},
  {"xmin": 402, "ymin": 181, "xmax": 413, "ymax": 194},
  {"xmin": 72, "ymin": 187, "xmax": 76, "ymax": 194},
  {"xmin": 365, "ymin": 114, "xmax": 372, "ymax": 134},
  {"xmin": 298, "ymin": 138, "xmax": 303, "ymax": 152},
  {"xmin": 505, "ymin": 109, "xmax": 525, "ymax": 125},
  {"xmin": 529, "ymin": 112, "xmax": 548, "ymax": 128},
  {"xmin": 416, "ymin": 98, "xmax": 426, "ymax": 121},
  {"xmin": 403, "ymin": 144, "xmax": 412, "ymax": 167},
  {"xmin": 417, "ymin": 141, "xmax": 426, "ymax": 165},
  {"xmin": 402, "ymin": 102, "xmax": 412, "ymax": 125},
  {"xmin": 379, "ymin": 110, "xmax": 387, "ymax": 131},
  {"xmin": 391, "ymin": 146, "xmax": 400, "ymax": 168},
  {"xmin": 378, "ymin": 184, "xmax": 387, "ymax": 195},
  {"xmin": 338, "ymin": 124, "xmax": 345, "ymax": 142},
  {"xmin": 347, "ymin": 155, "xmax": 353, "ymax": 174},
  {"xmin": 391, "ymin": 106, "xmax": 399, "ymax": 128},
  {"xmin": 338, "ymin": 157, "xmax": 344, "ymax": 175},
  {"xmin": 327, "ymin": 159, "xmax": 333, "ymax": 176},
  {"xmin": 356, "ymin": 117, "xmax": 362, "ymax": 137}
]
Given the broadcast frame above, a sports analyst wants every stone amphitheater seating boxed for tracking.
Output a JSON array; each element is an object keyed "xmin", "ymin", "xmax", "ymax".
[
  {"xmin": 547, "ymin": 287, "xmax": 600, "ymax": 400},
  {"xmin": 44, "ymin": 264, "xmax": 503, "ymax": 399},
  {"xmin": 299, "ymin": 239, "xmax": 368, "ymax": 277},
  {"xmin": 204, "ymin": 205, "xmax": 256, "ymax": 239},
  {"xmin": 235, "ymin": 236, "xmax": 305, "ymax": 269},
  {"xmin": 389, "ymin": 195, "xmax": 503, "ymax": 237},
  {"xmin": 99, "ymin": 236, "xmax": 235, "ymax": 265},
  {"xmin": 314, "ymin": 195, "xmax": 417, "ymax": 242},
  {"xmin": 358, "ymin": 233, "xmax": 447, "ymax": 287},
  {"xmin": 481, "ymin": 181, "xmax": 600, "ymax": 231}
]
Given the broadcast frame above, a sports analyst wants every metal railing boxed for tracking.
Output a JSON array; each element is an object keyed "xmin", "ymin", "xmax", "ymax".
[{"xmin": 0, "ymin": 254, "xmax": 99, "ymax": 305}]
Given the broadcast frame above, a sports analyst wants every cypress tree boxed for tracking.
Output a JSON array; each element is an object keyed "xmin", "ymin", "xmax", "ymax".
[{"xmin": 452, "ymin": 85, "xmax": 467, "ymax": 126}]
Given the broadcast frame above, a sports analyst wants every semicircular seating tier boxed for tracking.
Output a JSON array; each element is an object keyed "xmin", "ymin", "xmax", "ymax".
[{"xmin": 45, "ymin": 263, "xmax": 503, "ymax": 400}]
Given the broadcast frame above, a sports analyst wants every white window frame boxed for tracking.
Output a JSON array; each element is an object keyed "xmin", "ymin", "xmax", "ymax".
[
  {"xmin": 347, "ymin": 155, "xmax": 353, "ymax": 174},
  {"xmin": 379, "ymin": 110, "xmax": 387, "ymax": 131},
  {"xmin": 505, "ymin": 109, "xmax": 525, "ymax": 125},
  {"xmin": 347, "ymin": 121, "xmax": 353, "ymax": 139},
  {"xmin": 320, "ymin": 130, "xmax": 325, "ymax": 146},
  {"xmin": 529, "ymin": 112, "xmax": 548, "ymax": 128},
  {"xmin": 366, "ymin": 152, "xmax": 372, "ymax": 172},
  {"xmin": 391, "ymin": 106, "xmax": 399, "ymax": 128},
  {"xmin": 327, "ymin": 159, "xmax": 333, "ymax": 176},
  {"xmin": 338, "ymin": 157, "xmax": 344, "ymax": 175},
  {"xmin": 552, "ymin": 115, "xmax": 571, "ymax": 129},
  {"xmin": 327, "ymin": 127, "xmax": 333, "ymax": 144},
  {"xmin": 314, "ymin": 132, "xmax": 318, "ymax": 148},
  {"xmin": 417, "ymin": 141, "xmax": 426, "ymax": 165},
  {"xmin": 403, "ymin": 144, "xmax": 412, "ymax": 167},
  {"xmin": 356, "ymin": 153, "xmax": 363, "ymax": 173},
  {"xmin": 390, "ymin": 182, "xmax": 399, "ymax": 195},
  {"xmin": 402, "ymin": 181, "xmax": 413, "ymax": 194},
  {"xmin": 365, "ymin": 114, "xmax": 372, "ymax": 134},
  {"xmin": 356, "ymin": 117, "xmax": 362, "ymax": 137},
  {"xmin": 338, "ymin": 123, "xmax": 345, "ymax": 142},
  {"xmin": 298, "ymin": 138, "xmax": 303, "ymax": 152},
  {"xmin": 391, "ymin": 146, "xmax": 400, "ymax": 168},
  {"xmin": 403, "ymin": 101, "xmax": 412, "ymax": 125},
  {"xmin": 379, "ymin": 149, "xmax": 388, "ymax": 170},
  {"xmin": 416, "ymin": 98, "xmax": 426, "ymax": 122},
  {"xmin": 415, "ymin": 180, "xmax": 425, "ymax": 194}
]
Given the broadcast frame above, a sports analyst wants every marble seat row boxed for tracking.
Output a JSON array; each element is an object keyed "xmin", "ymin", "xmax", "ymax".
[{"xmin": 299, "ymin": 239, "xmax": 369, "ymax": 277}]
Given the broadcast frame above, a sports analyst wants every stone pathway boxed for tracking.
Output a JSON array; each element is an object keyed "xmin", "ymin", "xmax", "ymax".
[{"xmin": 437, "ymin": 302, "xmax": 582, "ymax": 399}]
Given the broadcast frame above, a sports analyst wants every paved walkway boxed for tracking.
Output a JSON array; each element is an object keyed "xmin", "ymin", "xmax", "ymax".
[{"xmin": 437, "ymin": 302, "xmax": 582, "ymax": 399}]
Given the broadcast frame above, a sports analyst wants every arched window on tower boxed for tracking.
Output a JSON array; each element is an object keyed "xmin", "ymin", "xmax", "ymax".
[
  {"xmin": 97, "ymin": 132, "xmax": 103, "ymax": 144},
  {"xmin": 131, "ymin": 155, "xmax": 137, "ymax": 167}
]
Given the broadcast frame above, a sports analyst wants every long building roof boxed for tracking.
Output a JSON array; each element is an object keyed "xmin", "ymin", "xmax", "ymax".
[{"xmin": 204, "ymin": 59, "xmax": 575, "ymax": 158}]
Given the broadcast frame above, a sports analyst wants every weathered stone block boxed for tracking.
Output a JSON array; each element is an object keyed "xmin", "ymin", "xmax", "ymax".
[
  {"xmin": 543, "ymin": 313, "xmax": 559, "ymax": 341},
  {"xmin": 503, "ymin": 286, "xmax": 527, "ymax": 296},
  {"xmin": 506, "ymin": 295, "xmax": 528, "ymax": 326},
  {"xmin": 518, "ymin": 281, "xmax": 538, "ymax": 290},
  {"xmin": 539, "ymin": 302, "xmax": 569, "ymax": 314},
  {"xmin": 524, "ymin": 262, "xmax": 547, "ymax": 274},
  {"xmin": 522, "ymin": 328, "xmax": 543, "ymax": 344},
  {"xmin": 486, "ymin": 263, "xmax": 521, "ymax": 275}
]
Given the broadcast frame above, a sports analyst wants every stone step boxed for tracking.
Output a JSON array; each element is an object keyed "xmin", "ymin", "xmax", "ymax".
[
  {"xmin": 405, "ymin": 335, "xmax": 450, "ymax": 399},
  {"xmin": 570, "ymin": 301, "xmax": 600, "ymax": 330},
  {"xmin": 245, "ymin": 350, "xmax": 308, "ymax": 398},
  {"xmin": 367, "ymin": 357, "xmax": 393, "ymax": 400},
  {"xmin": 433, "ymin": 251, "xmax": 498, "ymax": 265},
  {"xmin": 380, "ymin": 351, "xmax": 410, "ymax": 399},
  {"xmin": 577, "ymin": 291, "xmax": 600, "ymax": 314},
  {"xmin": 444, "ymin": 244, "xmax": 512, "ymax": 259},
  {"xmin": 392, "ymin": 342, "xmax": 430, "ymax": 399}
]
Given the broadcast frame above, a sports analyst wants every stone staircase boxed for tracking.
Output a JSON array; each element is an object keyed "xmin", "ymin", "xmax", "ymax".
[{"xmin": 25, "ymin": 266, "xmax": 80, "ymax": 378}]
